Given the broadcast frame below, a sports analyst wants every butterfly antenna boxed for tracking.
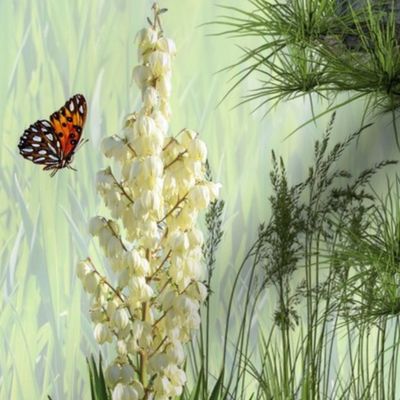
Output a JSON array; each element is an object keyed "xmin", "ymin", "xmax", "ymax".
[
  {"xmin": 67, "ymin": 164, "xmax": 78, "ymax": 172},
  {"xmin": 76, "ymin": 138, "xmax": 89, "ymax": 152}
]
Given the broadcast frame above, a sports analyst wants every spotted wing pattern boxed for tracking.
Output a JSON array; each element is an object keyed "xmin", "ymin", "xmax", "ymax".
[
  {"xmin": 18, "ymin": 94, "xmax": 87, "ymax": 174},
  {"xmin": 50, "ymin": 94, "xmax": 87, "ymax": 159},
  {"xmin": 18, "ymin": 120, "xmax": 62, "ymax": 167}
]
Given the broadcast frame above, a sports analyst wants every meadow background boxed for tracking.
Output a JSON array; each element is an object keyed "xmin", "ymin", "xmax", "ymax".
[{"xmin": 1, "ymin": 0, "xmax": 399, "ymax": 399}]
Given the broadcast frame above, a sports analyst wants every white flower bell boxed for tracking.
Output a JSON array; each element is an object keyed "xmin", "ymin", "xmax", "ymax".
[{"xmin": 78, "ymin": 7, "xmax": 221, "ymax": 398}]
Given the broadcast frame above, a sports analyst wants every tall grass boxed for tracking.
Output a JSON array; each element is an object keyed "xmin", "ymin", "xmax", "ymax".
[
  {"xmin": 86, "ymin": 114, "xmax": 400, "ymax": 399},
  {"xmin": 183, "ymin": 114, "xmax": 399, "ymax": 399}
]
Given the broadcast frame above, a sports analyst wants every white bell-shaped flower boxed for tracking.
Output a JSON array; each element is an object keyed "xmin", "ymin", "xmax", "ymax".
[{"xmin": 112, "ymin": 382, "xmax": 139, "ymax": 400}]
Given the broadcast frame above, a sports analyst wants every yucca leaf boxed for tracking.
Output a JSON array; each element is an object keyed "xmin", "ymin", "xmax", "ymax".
[
  {"xmin": 189, "ymin": 367, "xmax": 205, "ymax": 400},
  {"xmin": 209, "ymin": 370, "xmax": 224, "ymax": 400},
  {"xmin": 86, "ymin": 354, "xmax": 110, "ymax": 400}
]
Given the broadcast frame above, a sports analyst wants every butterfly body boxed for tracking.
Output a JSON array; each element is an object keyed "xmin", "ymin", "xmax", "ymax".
[{"xmin": 18, "ymin": 94, "xmax": 87, "ymax": 175}]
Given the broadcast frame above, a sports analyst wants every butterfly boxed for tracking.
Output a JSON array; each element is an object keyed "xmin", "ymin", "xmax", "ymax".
[{"xmin": 18, "ymin": 94, "xmax": 87, "ymax": 176}]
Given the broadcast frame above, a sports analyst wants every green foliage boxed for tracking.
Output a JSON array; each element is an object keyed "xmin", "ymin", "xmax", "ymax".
[
  {"xmin": 178, "ymin": 368, "xmax": 224, "ymax": 400},
  {"xmin": 87, "ymin": 354, "xmax": 111, "ymax": 400},
  {"xmin": 324, "ymin": 180, "xmax": 400, "ymax": 397},
  {"xmin": 203, "ymin": 161, "xmax": 225, "ymax": 285},
  {"xmin": 200, "ymin": 115, "xmax": 398, "ymax": 399},
  {"xmin": 187, "ymin": 183, "xmax": 226, "ymax": 400},
  {"xmin": 332, "ymin": 175, "xmax": 400, "ymax": 322},
  {"xmin": 51, "ymin": 354, "xmax": 110, "ymax": 400},
  {"xmin": 213, "ymin": 0, "xmax": 400, "ymax": 138},
  {"xmin": 244, "ymin": 114, "xmax": 396, "ymax": 399}
]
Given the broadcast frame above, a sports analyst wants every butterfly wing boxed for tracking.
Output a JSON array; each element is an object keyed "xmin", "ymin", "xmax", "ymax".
[
  {"xmin": 49, "ymin": 94, "xmax": 87, "ymax": 159},
  {"xmin": 18, "ymin": 120, "xmax": 63, "ymax": 168},
  {"xmin": 18, "ymin": 94, "xmax": 87, "ymax": 174}
]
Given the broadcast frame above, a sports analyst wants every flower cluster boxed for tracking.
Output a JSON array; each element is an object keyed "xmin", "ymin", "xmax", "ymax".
[{"xmin": 77, "ymin": 6, "xmax": 220, "ymax": 400}]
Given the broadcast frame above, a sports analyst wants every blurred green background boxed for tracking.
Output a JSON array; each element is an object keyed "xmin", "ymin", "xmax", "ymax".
[{"xmin": 1, "ymin": 0, "xmax": 399, "ymax": 399}]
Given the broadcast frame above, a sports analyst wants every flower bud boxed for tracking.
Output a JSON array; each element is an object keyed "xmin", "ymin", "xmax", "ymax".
[
  {"xmin": 129, "ymin": 276, "xmax": 154, "ymax": 302},
  {"xmin": 158, "ymin": 287, "xmax": 177, "ymax": 310},
  {"xmin": 109, "ymin": 221, "xmax": 121, "ymax": 236},
  {"xmin": 132, "ymin": 199, "xmax": 146, "ymax": 220},
  {"xmin": 98, "ymin": 226, "xmax": 112, "ymax": 249},
  {"xmin": 156, "ymin": 37, "xmax": 177, "ymax": 56},
  {"xmin": 174, "ymin": 295, "xmax": 199, "ymax": 315},
  {"xmin": 148, "ymin": 51, "xmax": 171, "ymax": 77},
  {"xmin": 107, "ymin": 236, "xmax": 123, "ymax": 258},
  {"xmin": 183, "ymin": 254, "xmax": 202, "ymax": 281},
  {"xmin": 188, "ymin": 185, "xmax": 210, "ymax": 209},
  {"xmin": 207, "ymin": 181, "xmax": 222, "ymax": 200},
  {"xmin": 151, "ymin": 111, "xmax": 169, "ymax": 135},
  {"xmin": 130, "ymin": 134, "xmax": 163, "ymax": 157},
  {"xmin": 102, "ymin": 136, "xmax": 125, "ymax": 159},
  {"xmin": 169, "ymin": 230, "xmax": 190, "ymax": 253},
  {"xmin": 96, "ymin": 167, "xmax": 114, "ymax": 189},
  {"xmin": 105, "ymin": 363, "xmax": 121, "ymax": 387},
  {"xmin": 89, "ymin": 216, "xmax": 106, "ymax": 236},
  {"xmin": 90, "ymin": 307, "xmax": 106, "ymax": 323},
  {"xmin": 143, "ymin": 86, "xmax": 160, "ymax": 109},
  {"xmin": 130, "ymin": 156, "xmax": 163, "ymax": 184},
  {"xmin": 163, "ymin": 185, "xmax": 178, "ymax": 205},
  {"xmin": 188, "ymin": 138, "xmax": 207, "ymax": 162},
  {"xmin": 187, "ymin": 281, "xmax": 208, "ymax": 302},
  {"xmin": 111, "ymin": 308, "xmax": 130, "ymax": 330},
  {"xmin": 180, "ymin": 129, "xmax": 197, "ymax": 148},
  {"xmin": 127, "ymin": 337, "xmax": 140, "ymax": 354},
  {"xmin": 154, "ymin": 375, "xmax": 173, "ymax": 397},
  {"xmin": 83, "ymin": 272, "xmax": 99, "ymax": 294},
  {"xmin": 112, "ymin": 382, "xmax": 139, "ymax": 400},
  {"xmin": 124, "ymin": 112, "xmax": 137, "ymax": 128},
  {"xmin": 187, "ymin": 228, "xmax": 204, "ymax": 247},
  {"xmin": 137, "ymin": 27, "xmax": 158, "ymax": 51},
  {"xmin": 131, "ymin": 320, "xmax": 144, "ymax": 339},
  {"xmin": 149, "ymin": 353, "xmax": 169, "ymax": 373},
  {"xmin": 120, "ymin": 364, "xmax": 135, "ymax": 384},
  {"xmin": 137, "ymin": 257, "xmax": 150, "ymax": 276},
  {"xmin": 132, "ymin": 381, "xmax": 144, "ymax": 399},
  {"xmin": 183, "ymin": 158, "xmax": 203, "ymax": 180},
  {"xmin": 132, "ymin": 65, "xmax": 153, "ymax": 90},
  {"xmin": 156, "ymin": 73, "xmax": 172, "ymax": 99},
  {"xmin": 94, "ymin": 323, "xmax": 111, "ymax": 344},
  {"xmin": 138, "ymin": 322, "xmax": 153, "ymax": 349},
  {"xmin": 142, "ymin": 220, "xmax": 161, "ymax": 248},
  {"xmin": 160, "ymin": 99, "xmax": 172, "ymax": 120},
  {"xmin": 118, "ymin": 268, "xmax": 130, "ymax": 288},
  {"xmin": 76, "ymin": 260, "xmax": 92, "ymax": 280},
  {"xmin": 135, "ymin": 115, "xmax": 157, "ymax": 137},
  {"xmin": 166, "ymin": 340, "xmax": 185, "ymax": 364},
  {"xmin": 169, "ymin": 268, "xmax": 189, "ymax": 290},
  {"xmin": 196, "ymin": 281, "xmax": 208, "ymax": 301},
  {"xmin": 125, "ymin": 250, "xmax": 142, "ymax": 272},
  {"xmin": 117, "ymin": 339, "xmax": 128, "ymax": 356},
  {"xmin": 106, "ymin": 299, "xmax": 118, "ymax": 319},
  {"xmin": 166, "ymin": 364, "xmax": 187, "ymax": 388},
  {"xmin": 139, "ymin": 189, "xmax": 162, "ymax": 216}
]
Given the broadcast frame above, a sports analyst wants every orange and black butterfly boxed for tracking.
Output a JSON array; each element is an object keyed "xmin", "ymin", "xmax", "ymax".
[{"xmin": 18, "ymin": 94, "xmax": 87, "ymax": 176}]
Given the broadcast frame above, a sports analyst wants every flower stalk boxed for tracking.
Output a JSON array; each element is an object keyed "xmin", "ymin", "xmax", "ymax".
[{"xmin": 77, "ymin": 4, "xmax": 220, "ymax": 399}]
